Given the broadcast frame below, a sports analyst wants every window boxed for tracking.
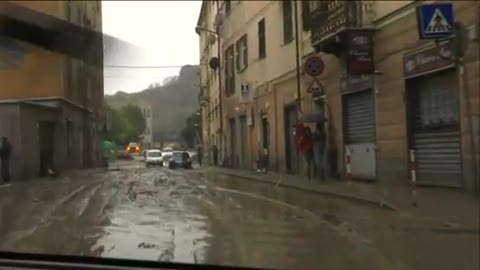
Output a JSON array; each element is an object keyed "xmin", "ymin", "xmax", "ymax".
[
  {"xmin": 225, "ymin": 0, "xmax": 231, "ymax": 14},
  {"xmin": 282, "ymin": 0, "xmax": 294, "ymax": 44},
  {"xmin": 235, "ymin": 34, "xmax": 248, "ymax": 72},
  {"xmin": 258, "ymin": 18, "xmax": 266, "ymax": 59},
  {"xmin": 225, "ymin": 44, "xmax": 235, "ymax": 96},
  {"xmin": 301, "ymin": 1, "xmax": 310, "ymax": 31}
]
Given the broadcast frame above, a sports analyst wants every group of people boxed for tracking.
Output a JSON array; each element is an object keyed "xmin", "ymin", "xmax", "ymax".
[
  {"xmin": 296, "ymin": 122, "xmax": 327, "ymax": 181},
  {"xmin": 0, "ymin": 137, "xmax": 12, "ymax": 184}
]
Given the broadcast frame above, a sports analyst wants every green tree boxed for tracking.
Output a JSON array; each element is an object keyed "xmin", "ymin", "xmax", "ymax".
[
  {"xmin": 180, "ymin": 112, "xmax": 201, "ymax": 148},
  {"xmin": 106, "ymin": 104, "xmax": 146, "ymax": 145}
]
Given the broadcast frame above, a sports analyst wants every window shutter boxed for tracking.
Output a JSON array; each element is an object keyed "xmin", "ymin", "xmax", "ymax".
[{"xmin": 243, "ymin": 35, "xmax": 248, "ymax": 69}]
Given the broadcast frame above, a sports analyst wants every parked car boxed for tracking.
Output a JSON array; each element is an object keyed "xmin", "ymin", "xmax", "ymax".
[
  {"xmin": 145, "ymin": 149, "xmax": 163, "ymax": 167},
  {"xmin": 168, "ymin": 151, "xmax": 192, "ymax": 169},
  {"xmin": 126, "ymin": 142, "xmax": 141, "ymax": 154}
]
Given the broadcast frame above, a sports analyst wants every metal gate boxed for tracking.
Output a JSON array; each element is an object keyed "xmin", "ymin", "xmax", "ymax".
[
  {"xmin": 409, "ymin": 70, "xmax": 461, "ymax": 186},
  {"xmin": 344, "ymin": 89, "xmax": 376, "ymax": 179}
]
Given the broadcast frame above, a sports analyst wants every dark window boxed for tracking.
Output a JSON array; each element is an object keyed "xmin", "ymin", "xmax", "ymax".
[
  {"xmin": 225, "ymin": 45, "xmax": 235, "ymax": 96},
  {"xmin": 282, "ymin": 0, "xmax": 294, "ymax": 44},
  {"xmin": 258, "ymin": 18, "xmax": 266, "ymax": 59},
  {"xmin": 225, "ymin": 0, "xmax": 231, "ymax": 14},
  {"xmin": 301, "ymin": 1, "xmax": 311, "ymax": 31}
]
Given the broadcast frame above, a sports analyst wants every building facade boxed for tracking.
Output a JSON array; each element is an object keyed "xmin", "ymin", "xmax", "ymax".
[
  {"xmin": 0, "ymin": 1, "xmax": 104, "ymax": 179},
  {"xmin": 140, "ymin": 103, "xmax": 153, "ymax": 149},
  {"xmin": 197, "ymin": 1, "xmax": 223, "ymax": 165},
  {"xmin": 197, "ymin": 0, "xmax": 479, "ymax": 194}
]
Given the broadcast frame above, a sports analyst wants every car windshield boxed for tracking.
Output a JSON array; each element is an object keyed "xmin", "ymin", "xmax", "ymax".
[
  {"xmin": 147, "ymin": 151, "xmax": 161, "ymax": 157},
  {"xmin": 172, "ymin": 152, "xmax": 187, "ymax": 159},
  {"xmin": 1, "ymin": 1, "xmax": 478, "ymax": 270}
]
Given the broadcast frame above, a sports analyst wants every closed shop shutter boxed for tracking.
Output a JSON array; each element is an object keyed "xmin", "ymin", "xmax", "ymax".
[
  {"xmin": 345, "ymin": 90, "xmax": 375, "ymax": 144},
  {"xmin": 411, "ymin": 70, "xmax": 461, "ymax": 186}
]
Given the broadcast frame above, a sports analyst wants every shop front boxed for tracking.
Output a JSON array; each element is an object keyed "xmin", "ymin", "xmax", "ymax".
[{"xmin": 404, "ymin": 42, "xmax": 461, "ymax": 187}]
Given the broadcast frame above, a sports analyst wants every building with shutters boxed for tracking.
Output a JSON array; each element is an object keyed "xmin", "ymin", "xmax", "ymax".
[
  {"xmin": 308, "ymin": 0, "xmax": 479, "ymax": 194},
  {"xmin": 0, "ymin": 1, "xmax": 104, "ymax": 180},
  {"xmin": 197, "ymin": 1, "xmax": 324, "ymax": 174},
  {"xmin": 197, "ymin": 1, "xmax": 479, "ymax": 194}
]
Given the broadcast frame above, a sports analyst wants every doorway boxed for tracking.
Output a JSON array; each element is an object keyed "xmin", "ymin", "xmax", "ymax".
[
  {"xmin": 39, "ymin": 121, "xmax": 55, "ymax": 177},
  {"xmin": 284, "ymin": 105, "xmax": 298, "ymax": 174}
]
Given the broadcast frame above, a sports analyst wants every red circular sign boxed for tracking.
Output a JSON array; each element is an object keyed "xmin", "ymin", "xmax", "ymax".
[{"xmin": 304, "ymin": 56, "xmax": 325, "ymax": 77}]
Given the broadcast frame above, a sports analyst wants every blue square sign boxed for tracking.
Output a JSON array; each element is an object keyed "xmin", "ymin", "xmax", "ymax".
[{"xmin": 417, "ymin": 3, "xmax": 454, "ymax": 39}]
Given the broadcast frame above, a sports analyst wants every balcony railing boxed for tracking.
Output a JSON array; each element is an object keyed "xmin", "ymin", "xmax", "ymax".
[{"xmin": 310, "ymin": 1, "xmax": 375, "ymax": 48}]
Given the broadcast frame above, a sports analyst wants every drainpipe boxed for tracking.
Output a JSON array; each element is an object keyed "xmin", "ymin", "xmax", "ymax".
[
  {"xmin": 293, "ymin": 0, "xmax": 302, "ymax": 113},
  {"xmin": 216, "ymin": 1, "xmax": 224, "ymax": 164}
]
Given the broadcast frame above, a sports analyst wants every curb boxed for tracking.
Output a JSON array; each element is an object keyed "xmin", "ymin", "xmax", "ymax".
[{"xmin": 211, "ymin": 170, "xmax": 398, "ymax": 211}]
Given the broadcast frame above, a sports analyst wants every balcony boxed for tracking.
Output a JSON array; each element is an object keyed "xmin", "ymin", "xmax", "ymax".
[{"xmin": 310, "ymin": 1, "xmax": 375, "ymax": 55}]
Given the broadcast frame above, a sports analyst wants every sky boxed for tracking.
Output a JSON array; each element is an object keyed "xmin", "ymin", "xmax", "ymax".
[{"xmin": 102, "ymin": 1, "xmax": 202, "ymax": 95}]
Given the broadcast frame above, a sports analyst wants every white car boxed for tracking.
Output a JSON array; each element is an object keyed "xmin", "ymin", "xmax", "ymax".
[{"xmin": 145, "ymin": 150, "xmax": 163, "ymax": 167}]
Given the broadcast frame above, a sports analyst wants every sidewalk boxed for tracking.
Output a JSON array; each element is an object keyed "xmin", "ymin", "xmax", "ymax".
[{"xmin": 206, "ymin": 167, "xmax": 479, "ymax": 225}]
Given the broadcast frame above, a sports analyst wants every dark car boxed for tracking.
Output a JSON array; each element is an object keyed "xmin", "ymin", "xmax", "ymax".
[{"xmin": 168, "ymin": 151, "xmax": 192, "ymax": 169}]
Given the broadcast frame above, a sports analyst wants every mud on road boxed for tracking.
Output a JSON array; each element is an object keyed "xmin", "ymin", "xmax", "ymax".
[{"xmin": 0, "ymin": 162, "xmax": 478, "ymax": 270}]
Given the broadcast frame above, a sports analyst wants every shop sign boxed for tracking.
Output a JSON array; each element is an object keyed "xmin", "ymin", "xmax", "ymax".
[
  {"xmin": 340, "ymin": 74, "xmax": 373, "ymax": 94},
  {"xmin": 346, "ymin": 30, "xmax": 375, "ymax": 75},
  {"xmin": 403, "ymin": 42, "xmax": 455, "ymax": 78}
]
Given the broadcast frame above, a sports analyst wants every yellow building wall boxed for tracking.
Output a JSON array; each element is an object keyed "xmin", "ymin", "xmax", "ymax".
[{"xmin": 1, "ymin": 1, "xmax": 68, "ymax": 100}]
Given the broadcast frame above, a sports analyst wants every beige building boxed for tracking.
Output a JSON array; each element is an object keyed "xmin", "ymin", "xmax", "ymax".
[
  {"xmin": 197, "ymin": 1, "xmax": 479, "ymax": 194},
  {"xmin": 139, "ymin": 103, "xmax": 153, "ymax": 149},
  {"xmin": 0, "ymin": 1, "xmax": 104, "ymax": 179}
]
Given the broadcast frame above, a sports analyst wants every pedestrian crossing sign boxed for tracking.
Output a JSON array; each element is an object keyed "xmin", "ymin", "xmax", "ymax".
[{"xmin": 417, "ymin": 3, "xmax": 454, "ymax": 39}]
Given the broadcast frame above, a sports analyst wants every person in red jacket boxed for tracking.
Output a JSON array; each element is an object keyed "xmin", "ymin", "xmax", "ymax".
[{"xmin": 297, "ymin": 126, "xmax": 315, "ymax": 179}]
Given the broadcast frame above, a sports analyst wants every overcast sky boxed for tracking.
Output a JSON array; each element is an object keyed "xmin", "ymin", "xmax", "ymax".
[{"xmin": 102, "ymin": 1, "xmax": 202, "ymax": 95}]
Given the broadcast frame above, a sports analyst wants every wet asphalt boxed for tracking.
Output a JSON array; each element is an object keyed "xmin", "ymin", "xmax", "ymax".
[{"xmin": 0, "ymin": 159, "xmax": 478, "ymax": 270}]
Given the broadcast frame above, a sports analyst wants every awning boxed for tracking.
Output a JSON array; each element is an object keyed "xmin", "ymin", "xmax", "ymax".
[{"xmin": 298, "ymin": 112, "xmax": 326, "ymax": 123}]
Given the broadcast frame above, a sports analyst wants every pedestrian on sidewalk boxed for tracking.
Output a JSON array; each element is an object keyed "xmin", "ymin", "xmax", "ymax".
[
  {"xmin": 0, "ymin": 136, "xmax": 12, "ymax": 183},
  {"xmin": 212, "ymin": 145, "xmax": 218, "ymax": 166},
  {"xmin": 197, "ymin": 145, "xmax": 203, "ymax": 167},
  {"xmin": 298, "ymin": 127, "xmax": 315, "ymax": 180},
  {"xmin": 313, "ymin": 122, "xmax": 326, "ymax": 181}
]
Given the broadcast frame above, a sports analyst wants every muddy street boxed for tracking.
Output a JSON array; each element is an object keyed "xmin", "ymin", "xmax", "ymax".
[{"xmin": 0, "ymin": 160, "xmax": 478, "ymax": 270}]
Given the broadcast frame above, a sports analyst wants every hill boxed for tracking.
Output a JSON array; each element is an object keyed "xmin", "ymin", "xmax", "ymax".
[{"xmin": 105, "ymin": 65, "xmax": 200, "ymax": 140}]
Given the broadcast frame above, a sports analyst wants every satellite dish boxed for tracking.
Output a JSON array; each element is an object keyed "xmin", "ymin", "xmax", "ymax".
[
  {"xmin": 209, "ymin": 57, "xmax": 220, "ymax": 70},
  {"xmin": 208, "ymin": 34, "xmax": 217, "ymax": 45}
]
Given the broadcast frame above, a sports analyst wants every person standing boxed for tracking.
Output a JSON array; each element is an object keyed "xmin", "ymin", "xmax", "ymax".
[
  {"xmin": 313, "ymin": 122, "xmax": 327, "ymax": 181},
  {"xmin": 298, "ymin": 127, "xmax": 315, "ymax": 180},
  {"xmin": 0, "ymin": 137, "xmax": 12, "ymax": 183},
  {"xmin": 212, "ymin": 145, "xmax": 218, "ymax": 166},
  {"xmin": 197, "ymin": 145, "xmax": 203, "ymax": 167}
]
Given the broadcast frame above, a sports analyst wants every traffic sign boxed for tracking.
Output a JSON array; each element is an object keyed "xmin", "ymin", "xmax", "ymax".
[
  {"xmin": 417, "ymin": 3, "xmax": 454, "ymax": 39},
  {"xmin": 307, "ymin": 79, "xmax": 324, "ymax": 94},
  {"xmin": 303, "ymin": 55, "xmax": 324, "ymax": 77}
]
